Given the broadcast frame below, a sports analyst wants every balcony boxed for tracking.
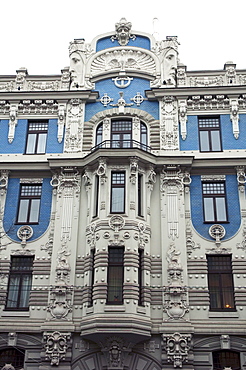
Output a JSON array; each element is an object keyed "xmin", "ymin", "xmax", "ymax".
[{"xmin": 91, "ymin": 140, "xmax": 152, "ymax": 153}]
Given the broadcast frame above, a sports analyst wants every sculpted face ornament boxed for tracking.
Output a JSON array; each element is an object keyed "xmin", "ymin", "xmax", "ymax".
[
  {"xmin": 69, "ymin": 51, "xmax": 84, "ymax": 88},
  {"xmin": 111, "ymin": 18, "xmax": 136, "ymax": 46},
  {"xmin": 163, "ymin": 48, "xmax": 178, "ymax": 85}
]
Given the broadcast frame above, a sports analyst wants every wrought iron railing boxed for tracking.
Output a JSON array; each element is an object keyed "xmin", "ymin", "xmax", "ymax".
[{"xmin": 91, "ymin": 140, "xmax": 152, "ymax": 153}]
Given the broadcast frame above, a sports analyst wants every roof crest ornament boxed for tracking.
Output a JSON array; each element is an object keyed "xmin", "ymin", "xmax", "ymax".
[{"xmin": 111, "ymin": 18, "xmax": 136, "ymax": 46}]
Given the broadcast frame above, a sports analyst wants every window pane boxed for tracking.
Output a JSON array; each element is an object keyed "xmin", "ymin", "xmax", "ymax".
[
  {"xmin": 37, "ymin": 133, "xmax": 47, "ymax": 153},
  {"xmin": 19, "ymin": 275, "xmax": 32, "ymax": 308},
  {"xmin": 216, "ymin": 197, "xmax": 227, "ymax": 221},
  {"xmin": 211, "ymin": 130, "xmax": 221, "ymax": 151},
  {"xmin": 199, "ymin": 131, "xmax": 209, "ymax": 151},
  {"xmin": 111, "ymin": 188, "xmax": 124, "ymax": 213},
  {"xmin": 208, "ymin": 273, "xmax": 221, "ymax": 309},
  {"xmin": 29, "ymin": 199, "xmax": 40, "ymax": 223},
  {"xmin": 6, "ymin": 275, "xmax": 21, "ymax": 308},
  {"xmin": 204, "ymin": 197, "xmax": 214, "ymax": 222},
  {"xmin": 17, "ymin": 199, "xmax": 29, "ymax": 223},
  {"xmin": 26, "ymin": 133, "xmax": 36, "ymax": 154},
  {"xmin": 107, "ymin": 266, "xmax": 123, "ymax": 302}
]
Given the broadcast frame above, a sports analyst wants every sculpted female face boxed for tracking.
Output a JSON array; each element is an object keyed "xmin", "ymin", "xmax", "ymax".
[
  {"xmin": 163, "ymin": 48, "xmax": 178, "ymax": 85},
  {"xmin": 69, "ymin": 51, "xmax": 83, "ymax": 87}
]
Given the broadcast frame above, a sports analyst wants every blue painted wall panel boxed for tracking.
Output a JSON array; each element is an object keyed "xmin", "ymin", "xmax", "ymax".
[
  {"xmin": 96, "ymin": 35, "xmax": 151, "ymax": 52},
  {"xmin": 190, "ymin": 175, "xmax": 240, "ymax": 240},
  {"xmin": 180, "ymin": 114, "xmax": 246, "ymax": 151},
  {"xmin": 0, "ymin": 119, "xmax": 27, "ymax": 153},
  {"xmin": 0, "ymin": 119, "xmax": 63, "ymax": 154},
  {"xmin": 86, "ymin": 77, "xmax": 159, "ymax": 122},
  {"xmin": 3, "ymin": 178, "xmax": 52, "ymax": 242}
]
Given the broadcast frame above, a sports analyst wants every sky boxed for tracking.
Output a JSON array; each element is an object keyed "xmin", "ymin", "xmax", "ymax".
[{"xmin": 1, "ymin": 0, "xmax": 246, "ymax": 75}]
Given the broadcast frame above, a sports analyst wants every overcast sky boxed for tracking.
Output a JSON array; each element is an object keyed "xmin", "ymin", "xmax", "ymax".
[{"xmin": 1, "ymin": 0, "xmax": 246, "ymax": 75}]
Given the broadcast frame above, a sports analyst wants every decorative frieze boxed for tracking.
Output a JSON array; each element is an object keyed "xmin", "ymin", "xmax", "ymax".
[{"xmin": 187, "ymin": 95, "xmax": 230, "ymax": 110}]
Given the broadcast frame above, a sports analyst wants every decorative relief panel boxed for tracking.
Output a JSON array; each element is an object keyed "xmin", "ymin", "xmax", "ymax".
[
  {"xmin": 43, "ymin": 331, "xmax": 71, "ymax": 365},
  {"xmin": 8, "ymin": 104, "xmax": 18, "ymax": 143},
  {"xmin": 160, "ymin": 165, "xmax": 185, "ymax": 240},
  {"xmin": 230, "ymin": 98, "xmax": 239, "ymax": 139},
  {"xmin": 51, "ymin": 167, "xmax": 81, "ymax": 242},
  {"xmin": 160, "ymin": 96, "xmax": 179, "ymax": 150},
  {"xmin": 178, "ymin": 100, "xmax": 187, "ymax": 140},
  {"xmin": 90, "ymin": 49, "xmax": 156, "ymax": 77},
  {"xmin": 164, "ymin": 243, "xmax": 189, "ymax": 321},
  {"xmin": 100, "ymin": 336, "xmax": 131, "ymax": 369},
  {"xmin": 64, "ymin": 99, "xmax": 84, "ymax": 152},
  {"xmin": 162, "ymin": 332, "xmax": 192, "ymax": 368}
]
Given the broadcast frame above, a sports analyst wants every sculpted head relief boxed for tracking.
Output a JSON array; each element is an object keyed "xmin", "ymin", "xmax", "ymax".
[{"xmin": 69, "ymin": 39, "xmax": 85, "ymax": 88}]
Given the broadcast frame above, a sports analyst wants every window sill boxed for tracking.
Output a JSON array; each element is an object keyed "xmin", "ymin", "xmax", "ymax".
[
  {"xmin": 104, "ymin": 305, "xmax": 126, "ymax": 312},
  {"xmin": 1, "ymin": 311, "xmax": 30, "ymax": 317},
  {"xmin": 209, "ymin": 311, "xmax": 238, "ymax": 318}
]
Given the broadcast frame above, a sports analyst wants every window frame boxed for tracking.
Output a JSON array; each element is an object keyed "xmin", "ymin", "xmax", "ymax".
[
  {"xmin": 207, "ymin": 255, "xmax": 235, "ymax": 312},
  {"xmin": 198, "ymin": 116, "xmax": 222, "ymax": 152},
  {"xmin": 202, "ymin": 181, "xmax": 228, "ymax": 223},
  {"xmin": 25, "ymin": 119, "xmax": 49, "ymax": 154},
  {"xmin": 107, "ymin": 246, "xmax": 124, "ymax": 305},
  {"xmin": 16, "ymin": 183, "xmax": 42, "ymax": 224},
  {"xmin": 212, "ymin": 350, "xmax": 241, "ymax": 370},
  {"xmin": 0, "ymin": 348, "xmax": 25, "ymax": 369},
  {"xmin": 110, "ymin": 171, "xmax": 125, "ymax": 214},
  {"xmin": 5, "ymin": 256, "xmax": 34, "ymax": 311}
]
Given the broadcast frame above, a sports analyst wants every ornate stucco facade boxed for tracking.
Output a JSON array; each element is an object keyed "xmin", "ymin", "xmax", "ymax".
[{"xmin": 0, "ymin": 18, "xmax": 246, "ymax": 370}]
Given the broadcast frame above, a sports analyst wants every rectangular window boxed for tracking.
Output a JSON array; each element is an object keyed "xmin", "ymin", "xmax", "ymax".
[
  {"xmin": 111, "ymin": 172, "xmax": 125, "ymax": 213},
  {"xmin": 202, "ymin": 182, "xmax": 227, "ymax": 222},
  {"xmin": 207, "ymin": 255, "xmax": 235, "ymax": 311},
  {"xmin": 198, "ymin": 116, "xmax": 222, "ymax": 152},
  {"xmin": 25, "ymin": 120, "xmax": 48, "ymax": 154},
  {"xmin": 107, "ymin": 247, "xmax": 124, "ymax": 304},
  {"xmin": 111, "ymin": 120, "xmax": 132, "ymax": 148},
  {"xmin": 88, "ymin": 249, "xmax": 95, "ymax": 307},
  {"xmin": 138, "ymin": 174, "xmax": 143, "ymax": 217},
  {"xmin": 138, "ymin": 249, "xmax": 144, "ymax": 306},
  {"xmin": 17, "ymin": 184, "xmax": 42, "ymax": 224},
  {"xmin": 93, "ymin": 175, "xmax": 99, "ymax": 218},
  {"xmin": 6, "ymin": 256, "xmax": 34, "ymax": 310}
]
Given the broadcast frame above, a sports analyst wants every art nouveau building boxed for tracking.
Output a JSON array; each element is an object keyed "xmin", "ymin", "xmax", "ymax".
[{"xmin": 0, "ymin": 18, "xmax": 246, "ymax": 370}]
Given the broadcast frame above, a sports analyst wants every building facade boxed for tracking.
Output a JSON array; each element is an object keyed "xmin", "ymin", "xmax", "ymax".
[{"xmin": 0, "ymin": 18, "xmax": 246, "ymax": 370}]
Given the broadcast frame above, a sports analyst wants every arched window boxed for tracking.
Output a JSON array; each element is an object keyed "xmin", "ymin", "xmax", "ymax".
[
  {"xmin": 213, "ymin": 350, "xmax": 240, "ymax": 370},
  {"xmin": 140, "ymin": 122, "xmax": 147, "ymax": 147},
  {"xmin": 0, "ymin": 348, "xmax": 25, "ymax": 369},
  {"xmin": 96, "ymin": 122, "xmax": 103, "ymax": 146}
]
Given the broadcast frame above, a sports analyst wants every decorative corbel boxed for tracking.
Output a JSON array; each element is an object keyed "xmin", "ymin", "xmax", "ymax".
[
  {"xmin": 178, "ymin": 100, "xmax": 187, "ymax": 140},
  {"xmin": 8, "ymin": 103, "xmax": 18, "ymax": 143},
  {"xmin": 57, "ymin": 102, "xmax": 66, "ymax": 143},
  {"xmin": 230, "ymin": 99, "xmax": 239, "ymax": 139}
]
